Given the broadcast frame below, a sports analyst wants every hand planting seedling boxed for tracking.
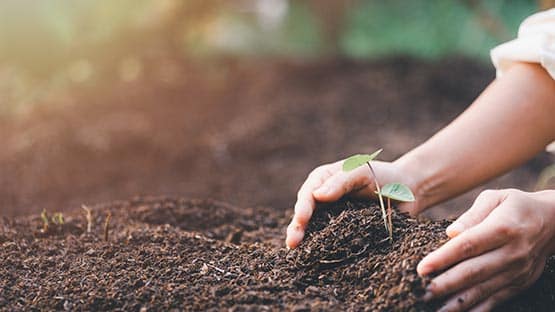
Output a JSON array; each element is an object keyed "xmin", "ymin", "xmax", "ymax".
[{"xmin": 343, "ymin": 149, "xmax": 415, "ymax": 239}]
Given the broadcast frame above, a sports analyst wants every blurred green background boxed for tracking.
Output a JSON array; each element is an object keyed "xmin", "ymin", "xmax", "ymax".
[{"xmin": 0, "ymin": 0, "xmax": 547, "ymax": 115}]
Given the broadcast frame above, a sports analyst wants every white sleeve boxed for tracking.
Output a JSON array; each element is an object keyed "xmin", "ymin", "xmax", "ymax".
[{"xmin": 490, "ymin": 8, "xmax": 555, "ymax": 80}]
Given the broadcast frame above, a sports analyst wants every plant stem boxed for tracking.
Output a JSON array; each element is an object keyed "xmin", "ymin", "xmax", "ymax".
[
  {"xmin": 104, "ymin": 212, "xmax": 112, "ymax": 242},
  {"xmin": 366, "ymin": 162, "xmax": 392, "ymax": 239},
  {"xmin": 387, "ymin": 197, "xmax": 392, "ymax": 237},
  {"xmin": 82, "ymin": 205, "xmax": 93, "ymax": 233}
]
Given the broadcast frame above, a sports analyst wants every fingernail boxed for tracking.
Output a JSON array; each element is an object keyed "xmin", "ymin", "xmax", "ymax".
[
  {"xmin": 416, "ymin": 261, "xmax": 430, "ymax": 277},
  {"xmin": 422, "ymin": 289, "xmax": 434, "ymax": 302},
  {"xmin": 446, "ymin": 222, "xmax": 463, "ymax": 237},
  {"xmin": 437, "ymin": 305, "xmax": 449, "ymax": 312}
]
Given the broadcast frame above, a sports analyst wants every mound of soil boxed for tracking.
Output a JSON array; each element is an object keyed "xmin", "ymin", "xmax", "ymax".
[{"xmin": 2, "ymin": 198, "xmax": 555, "ymax": 311}]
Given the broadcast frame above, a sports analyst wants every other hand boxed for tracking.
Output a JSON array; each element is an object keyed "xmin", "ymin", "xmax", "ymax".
[{"xmin": 417, "ymin": 189, "xmax": 555, "ymax": 312}]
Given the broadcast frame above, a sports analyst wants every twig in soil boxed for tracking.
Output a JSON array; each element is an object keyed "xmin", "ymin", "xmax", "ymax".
[
  {"xmin": 201, "ymin": 262, "xmax": 240, "ymax": 278},
  {"xmin": 319, "ymin": 258, "xmax": 345, "ymax": 264},
  {"xmin": 104, "ymin": 212, "xmax": 112, "ymax": 242},
  {"xmin": 206, "ymin": 263, "xmax": 225, "ymax": 273},
  {"xmin": 81, "ymin": 205, "xmax": 93, "ymax": 233}
]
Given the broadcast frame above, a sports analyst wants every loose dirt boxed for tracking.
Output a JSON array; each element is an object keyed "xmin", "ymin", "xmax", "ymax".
[{"xmin": 2, "ymin": 198, "xmax": 554, "ymax": 311}]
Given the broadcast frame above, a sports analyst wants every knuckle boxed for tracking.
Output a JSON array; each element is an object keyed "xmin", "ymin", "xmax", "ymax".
[
  {"xmin": 460, "ymin": 239, "xmax": 476, "ymax": 257},
  {"xmin": 343, "ymin": 178, "xmax": 357, "ymax": 194},
  {"xmin": 295, "ymin": 209, "xmax": 311, "ymax": 223},
  {"xmin": 464, "ymin": 265, "xmax": 484, "ymax": 281},
  {"xmin": 459, "ymin": 286, "xmax": 485, "ymax": 308},
  {"xmin": 473, "ymin": 283, "xmax": 495, "ymax": 303},
  {"xmin": 509, "ymin": 248, "xmax": 530, "ymax": 268},
  {"xmin": 307, "ymin": 169, "xmax": 319, "ymax": 180},
  {"xmin": 308, "ymin": 164, "xmax": 330, "ymax": 179},
  {"xmin": 495, "ymin": 223, "xmax": 518, "ymax": 238},
  {"xmin": 478, "ymin": 189, "xmax": 497, "ymax": 200},
  {"xmin": 508, "ymin": 275, "xmax": 527, "ymax": 291},
  {"xmin": 458, "ymin": 215, "xmax": 477, "ymax": 229},
  {"xmin": 287, "ymin": 221, "xmax": 301, "ymax": 232}
]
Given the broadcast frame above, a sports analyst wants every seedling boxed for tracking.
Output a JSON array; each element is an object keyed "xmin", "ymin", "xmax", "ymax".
[
  {"xmin": 40, "ymin": 209, "xmax": 49, "ymax": 232},
  {"xmin": 51, "ymin": 213, "xmax": 64, "ymax": 225},
  {"xmin": 343, "ymin": 149, "xmax": 415, "ymax": 240},
  {"xmin": 39, "ymin": 210, "xmax": 65, "ymax": 233},
  {"xmin": 104, "ymin": 212, "xmax": 112, "ymax": 242},
  {"xmin": 82, "ymin": 205, "xmax": 93, "ymax": 233}
]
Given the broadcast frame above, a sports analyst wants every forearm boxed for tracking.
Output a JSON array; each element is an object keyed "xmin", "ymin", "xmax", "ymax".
[{"xmin": 395, "ymin": 63, "xmax": 555, "ymax": 213}]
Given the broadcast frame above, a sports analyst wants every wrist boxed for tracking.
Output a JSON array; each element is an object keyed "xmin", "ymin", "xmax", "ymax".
[{"xmin": 393, "ymin": 152, "xmax": 440, "ymax": 214}]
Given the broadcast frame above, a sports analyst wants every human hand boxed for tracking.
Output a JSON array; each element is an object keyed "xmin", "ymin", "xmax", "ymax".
[
  {"xmin": 417, "ymin": 189, "xmax": 555, "ymax": 312},
  {"xmin": 285, "ymin": 158, "xmax": 420, "ymax": 249}
]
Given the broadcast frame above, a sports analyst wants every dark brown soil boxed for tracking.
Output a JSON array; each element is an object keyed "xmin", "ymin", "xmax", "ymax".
[{"xmin": 2, "ymin": 198, "xmax": 555, "ymax": 311}]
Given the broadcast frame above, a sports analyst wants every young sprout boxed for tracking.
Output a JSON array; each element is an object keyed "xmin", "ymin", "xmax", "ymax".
[
  {"xmin": 40, "ymin": 209, "xmax": 49, "ymax": 232},
  {"xmin": 51, "ymin": 213, "xmax": 64, "ymax": 225},
  {"xmin": 343, "ymin": 149, "xmax": 415, "ymax": 240},
  {"xmin": 82, "ymin": 205, "xmax": 93, "ymax": 233},
  {"xmin": 104, "ymin": 212, "xmax": 112, "ymax": 242}
]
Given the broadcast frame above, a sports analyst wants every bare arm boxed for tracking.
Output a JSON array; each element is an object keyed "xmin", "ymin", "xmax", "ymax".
[{"xmin": 396, "ymin": 62, "xmax": 555, "ymax": 213}]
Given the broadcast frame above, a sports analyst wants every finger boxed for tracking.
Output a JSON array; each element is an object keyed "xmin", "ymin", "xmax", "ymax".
[
  {"xmin": 446, "ymin": 190, "xmax": 506, "ymax": 238},
  {"xmin": 286, "ymin": 221, "xmax": 305, "ymax": 249},
  {"xmin": 417, "ymin": 216, "xmax": 509, "ymax": 276},
  {"xmin": 436, "ymin": 271, "xmax": 513, "ymax": 312},
  {"xmin": 286, "ymin": 164, "xmax": 337, "ymax": 248},
  {"xmin": 312, "ymin": 164, "xmax": 374, "ymax": 202},
  {"xmin": 425, "ymin": 246, "xmax": 509, "ymax": 299},
  {"xmin": 295, "ymin": 163, "xmax": 340, "ymax": 223},
  {"xmin": 469, "ymin": 288, "xmax": 515, "ymax": 312}
]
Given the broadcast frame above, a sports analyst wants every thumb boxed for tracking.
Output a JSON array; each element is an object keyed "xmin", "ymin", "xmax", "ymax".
[{"xmin": 446, "ymin": 190, "xmax": 506, "ymax": 238}]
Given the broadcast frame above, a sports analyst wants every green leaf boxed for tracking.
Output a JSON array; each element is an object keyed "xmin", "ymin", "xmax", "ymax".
[
  {"xmin": 379, "ymin": 183, "xmax": 415, "ymax": 202},
  {"xmin": 342, "ymin": 149, "xmax": 383, "ymax": 172}
]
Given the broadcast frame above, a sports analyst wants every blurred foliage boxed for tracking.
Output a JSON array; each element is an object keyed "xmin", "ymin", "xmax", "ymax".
[
  {"xmin": 0, "ymin": 0, "xmax": 543, "ymax": 115},
  {"xmin": 342, "ymin": 0, "xmax": 537, "ymax": 60}
]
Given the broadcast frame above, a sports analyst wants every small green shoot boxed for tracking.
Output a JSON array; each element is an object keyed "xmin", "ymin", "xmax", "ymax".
[
  {"xmin": 343, "ymin": 150, "xmax": 415, "ymax": 240},
  {"xmin": 51, "ymin": 213, "xmax": 64, "ymax": 225},
  {"xmin": 40, "ymin": 209, "xmax": 49, "ymax": 232}
]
